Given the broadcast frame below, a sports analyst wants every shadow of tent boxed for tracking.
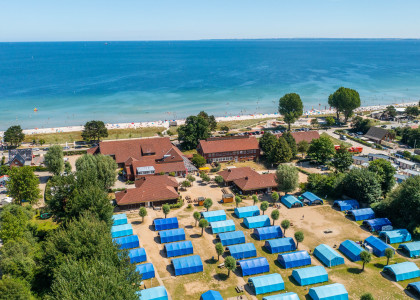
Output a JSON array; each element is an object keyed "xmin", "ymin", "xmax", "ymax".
[
  {"xmin": 243, "ymin": 283, "xmax": 255, "ymax": 296},
  {"xmin": 165, "ymin": 264, "xmax": 175, "ymax": 276},
  {"xmin": 159, "ymin": 248, "xmax": 167, "ymax": 258}
]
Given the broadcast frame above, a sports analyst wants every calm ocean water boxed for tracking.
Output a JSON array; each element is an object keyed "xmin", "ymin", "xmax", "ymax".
[{"xmin": 1, "ymin": 39, "xmax": 420, "ymax": 130}]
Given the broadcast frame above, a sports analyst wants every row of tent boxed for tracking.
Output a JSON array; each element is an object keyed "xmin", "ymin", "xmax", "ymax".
[{"xmin": 281, "ymin": 192, "xmax": 324, "ymax": 209}]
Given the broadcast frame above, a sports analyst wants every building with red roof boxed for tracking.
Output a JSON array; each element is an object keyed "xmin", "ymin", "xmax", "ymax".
[{"xmin": 218, "ymin": 167, "xmax": 277, "ymax": 194}]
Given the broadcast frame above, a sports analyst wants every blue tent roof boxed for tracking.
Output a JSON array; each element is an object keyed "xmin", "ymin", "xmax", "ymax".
[
  {"xmin": 159, "ymin": 228, "xmax": 186, "ymax": 244},
  {"xmin": 265, "ymin": 237, "xmax": 296, "ymax": 254},
  {"xmin": 165, "ymin": 240, "xmax": 194, "ymax": 258},
  {"xmin": 112, "ymin": 213, "xmax": 128, "ymax": 225},
  {"xmin": 248, "ymin": 273, "xmax": 284, "ymax": 295},
  {"xmin": 254, "ymin": 226, "xmax": 282, "ymax": 240},
  {"xmin": 383, "ymin": 262, "xmax": 420, "ymax": 282},
  {"xmin": 281, "ymin": 195, "xmax": 303, "ymax": 208},
  {"xmin": 210, "ymin": 220, "xmax": 235, "ymax": 234},
  {"xmin": 348, "ymin": 208, "xmax": 375, "ymax": 221},
  {"xmin": 408, "ymin": 281, "xmax": 420, "ymax": 295},
  {"xmin": 314, "ymin": 244, "xmax": 345, "ymax": 267},
  {"xmin": 202, "ymin": 210, "xmax": 227, "ymax": 222},
  {"xmin": 301, "ymin": 191, "xmax": 323, "ymax": 205},
  {"xmin": 308, "ymin": 283, "xmax": 348, "ymax": 300},
  {"xmin": 379, "ymin": 229, "xmax": 411, "ymax": 244},
  {"xmin": 277, "ymin": 250, "xmax": 311, "ymax": 269},
  {"xmin": 339, "ymin": 240, "xmax": 364, "ymax": 262},
  {"xmin": 262, "ymin": 292, "xmax": 299, "ymax": 300},
  {"xmin": 113, "ymin": 235, "xmax": 140, "ymax": 250},
  {"xmin": 135, "ymin": 263, "xmax": 155, "ymax": 280},
  {"xmin": 218, "ymin": 231, "xmax": 246, "ymax": 246},
  {"xmin": 228, "ymin": 243, "xmax": 257, "ymax": 260},
  {"xmin": 128, "ymin": 248, "xmax": 147, "ymax": 264},
  {"xmin": 154, "ymin": 217, "xmax": 179, "ymax": 231},
  {"xmin": 363, "ymin": 218, "xmax": 392, "ymax": 232},
  {"xmin": 238, "ymin": 257, "xmax": 270, "ymax": 276},
  {"xmin": 333, "ymin": 200, "xmax": 359, "ymax": 211},
  {"xmin": 244, "ymin": 215, "xmax": 270, "ymax": 229},
  {"xmin": 234, "ymin": 205, "xmax": 260, "ymax": 218},
  {"xmin": 200, "ymin": 290, "xmax": 223, "ymax": 300},
  {"xmin": 172, "ymin": 255, "xmax": 203, "ymax": 276},
  {"xmin": 399, "ymin": 241, "xmax": 420, "ymax": 258},
  {"xmin": 364, "ymin": 236, "xmax": 393, "ymax": 257},
  {"xmin": 292, "ymin": 266, "xmax": 328, "ymax": 286},
  {"xmin": 111, "ymin": 223, "xmax": 133, "ymax": 238},
  {"xmin": 138, "ymin": 286, "xmax": 168, "ymax": 300}
]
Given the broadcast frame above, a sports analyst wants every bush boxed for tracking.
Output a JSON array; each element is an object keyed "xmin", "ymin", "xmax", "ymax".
[
  {"xmin": 169, "ymin": 198, "xmax": 183, "ymax": 209},
  {"xmin": 31, "ymin": 166, "xmax": 48, "ymax": 172},
  {"xmin": 306, "ymin": 173, "xmax": 344, "ymax": 198},
  {"xmin": 63, "ymin": 150, "xmax": 88, "ymax": 156},
  {"xmin": 126, "ymin": 180, "xmax": 134, "ymax": 185},
  {"xmin": 169, "ymin": 172, "xmax": 176, "ymax": 177}
]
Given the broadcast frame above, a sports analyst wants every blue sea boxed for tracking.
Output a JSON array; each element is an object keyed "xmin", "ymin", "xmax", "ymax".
[{"xmin": 1, "ymin": 39, "xmax": 420, "ymax": 130}]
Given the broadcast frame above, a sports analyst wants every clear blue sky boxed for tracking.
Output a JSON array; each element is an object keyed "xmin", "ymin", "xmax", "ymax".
[{"xmin": 1, "ymin": 0, "xmax": 419, "ymax": 41}]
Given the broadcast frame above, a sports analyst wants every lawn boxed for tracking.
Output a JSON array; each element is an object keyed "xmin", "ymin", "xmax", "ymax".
[
  {"xmin": 320, "ymin": 132, "xmax": 352, "ymax": 147},
  {"xmin": 217, "ymin": 117, "xmax": 276, "ymax": 131},
  {"xmin": 219, "ymin": 160, "xmax": 269, "ymax": 171}
]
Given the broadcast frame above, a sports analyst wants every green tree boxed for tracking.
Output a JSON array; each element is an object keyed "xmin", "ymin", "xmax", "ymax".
[
  {"xmin": 64, "ymin": 161, "xmax": 72, "ymax": 174},
  {"xmin": 224, "ymin": 256, "xmax": 236, "ymax": 277},
  {"xmin": 193, "ymin": 211, "xmax": 201, "ymax": 226},
  {"xmin": 220, "ymin": 125, "xmax": 229, "ymax": 132},
  {"xmin": 368, "ymin": 159, "xmax": 396, "ymax": 196},
  {"xmin": 294, "ymin": 231, "xmax": 304, "ymax": 248},
  {"xmin": 81, "ymin": 120, "xmax": 108, "ymax": 142},
  {"xmin": 259, "ymin": 132, "xmax": 278, "ymax": 154},
  {"xmin": 271, "ymin": 191, "xmax": 279, "ymax": 203},
  {"xmin": 162, "ymin": 204, "xmax": 170, "ymax": 218},
  {"xmin": 281, "ymin": 219, "xmax": 290, "ymax": 236},
  {"xmin": 385, "ymin": 248, "xmax": 394, "ymax": 265},
  {"xmin": 360, "ymin": 251, "xmax": 371, "ymax": 271},
  {"xmin": 181, "ymin": 180, "xmax": 191, "ymax": 188},
  {"xmin": 331, "ymin": 145, "xmax": 353, "ymax": 173},
  {"xmin": 215, "ymin": 242, "xmax": 224, "ymax": 261},
  {"xmin": 278, "ymin": 93, "xmax": 304, "ymax": 131},
  {"xmin": 187, "ymin": 175, "xmax": 195, "ymax": 182},
  {"xmin": 268, "ymin": 137, "xmax": 292, "ymax": 165},
  {"xmin": 328, "ymin": 87, "xmax": 361, "ymax": 123},
  {"xmin": 39, "ymin": 139, "xmax": 46, "ymax": 146},
  {"xmin": 45, "ymin": 174, "xmax": 77, "ymax": 220},
  {"xmin": 405, "ymin": 106, "xmax": 420, "ymax": 117},
  {"xmin": 306, "ymin": 173, "xmax": 344, "ymax": 198},
  {"xmin": 75, "ymin": 154, "xmax": 117, "ymax": 190},
  {"xmin": 44, "ymin": 145, "xmax": 64, "ymax": 176},
  {"xmin": 271, "ymin": 209, "xmax": 279, "ymax": 225},
  {"xmin": 203, "ymin": 198, "xmax": 213, "ymax": 212},
  {"xmin": 177, "ymin": 115, "xmax": 211, "ymax": 150},
  {"xmin": 385, "ymin": 105, "xmax": 397, "ymax": 118},
  {"xmin": 214, "ymin": 175, "xmax": 224, "ymax": 185},
  {"xmin": 252, "ymin": 194, "xmax": 259, "ymax": 205},
  {"xmin": 7, "ymin": 166, "xmax": 40, "ymax": 205},
  {"xmin": 139, "ymin": 207, "xmax": 147, "ymax": 222},
  {"xmin": 275, "ymin": 164, "xmax": 299, "ymax": 194},
  {"xmin": 342, "ymin": 169, "xmax": 382, "ymax": 205},
  {"xmin": 0, "ymin": 205, "xmax": 32, "ymax": 243},
  {"xmin": 191, "ymin": 154, "xmax": 207, "ymax": 168},
  {"xmin": 308, "ymin": 136, "xmax": 335, "ymax": 164},
  {"xmin": 0, "ymin": 275, "xmax": 33, "ymax": 300},
  {"xmin": 4, "ymin": 125, "xmax": 25, "ymax": 147},
  {"xmin": 351, "ymin": 116, "xmax": 374, "ymax": 134},
  {"xmin": 325, "ymin": 116, "xmax": 336, "ymax": 127},
  {"xmin": 297, "ymin": 140, "xmax": 310, "ymax": 158},
  {"xmin": 199, "ymin": 219, "xmax": 209, "ymax": 236},
  {"xmin": 282, "ymin": 132, "xmax": 297, "ymax": 157},
  {"xmin": 235, "ymin": 195, "xmax": 242, "ymax": 208},
  {"xmin": 360, "ymin": 293, "xmax": 374, "ymax": 300},
  {"xmin": 260, "ymin": 201, "xmax": 269, "ymax": 215},
  {"xmin": 198, "ymin": 111, "xmax": 217, "ymax": 131}
]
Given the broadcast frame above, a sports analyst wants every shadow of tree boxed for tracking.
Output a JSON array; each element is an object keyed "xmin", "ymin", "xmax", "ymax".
[
  {"xmin": 132, "ymin": 220, "xmax": 142, "ymax": 225},
  {"xmin": 374, "ymin": 263, "xmax": 386, "ymax": 269},
  {"xmin": 205, "ymin": 258, "xmax": 218, "ymax": 265},
  {"xmin": 213, "ymin": 273, "xmax": 229, "ymax": 281},
  {"xmin": 347, "ymin": 267, "xmax": 363, "ymax": 274}
]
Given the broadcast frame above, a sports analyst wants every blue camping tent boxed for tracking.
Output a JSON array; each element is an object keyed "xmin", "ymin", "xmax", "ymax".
[
  {"xmin": 200, "ymin": 290, "xmax": 223, "ymax": 300},
  {"xmin": 248, "ymin": 273, "xmax": 284, "ymax": 295},
  {"xmin": 399, "ymin": 241, "xmax": 420, "ymax": 258},
  {"xmin": 339, "ymin": 240, "xmax": 364, "ymax": 262},
  {"xmin": 138, "ymin": 286, "xmax": 168, "ymax": 300},
  {"xmin": 407, "ymin": 282, "xmax": 420, "ymax": 297},
  {"xmin": 364, "ymin": 236, "xmax": 394, "ymax": 257},
  {"xmin": 159, "ymin": 228, "xmax": 186, "ymax": 244},
  {"xmin": 234, "ymin": 206, "xmax": 260, "ymax": 218},
  {"xmin": 277, "ymin": 250, "xmax": 311, "ymax": 269},
  {"xmin": 348, "ymin": 208, "xmax": 375, "ymax": 221},
  {"xmin": 383, "ymin": 262, "xmax": 420, "ymax": 282},
  {"xmin": 254, "ymin": 226, "xmax": 282, "ymax": 240},
  {"xmin": 172, "ymin": 255, "xmax": 203, "ymax": 276},
  {"xmin": 202, "ymin": 210, "xmax": 227, "ymax": 223},
  {"xmin": 292, "ymin": 266, "xmax": 328, "ymax": 286},
  {"xmin": 165, "ymin": 240, "xmax": 194, "ymax": 258},
  {"xmin": 228, "ymin": 243, "xmax": 257, "ymax": 260},
  {"xmin": 281, "ymin": 195, "xmax": 303, "ymax": 208},
  {"xmin": 265, "ymin": 238, "xmax": 296, "ymax": 254},
  {"xmin": 218, "ymin": 231, "xmax": 246, "ymax": 246},
  {"xmin": 135, "ymin": 263, "xmax": 155, "ymax": 280},
  {"xmin": 333, "ymin": 200, "xmax": 359, "ymax": 211},
  {"xmin": 154, "ymin": 218, "xmax": 179, "ymax": 231},
  {"xmin": 113, "ymin": 235, "xmax": 139, "ymax": 250},
  {"xmin": 262, "ymin": 292, "xmax": 299, "ymax": 300},
  {"xmin": 238, "ymin": 257, "xmax": 270, "ymax": 276},
  {"xmin": 362, "ymin": 218, "xmax": 392, "ymax": 232},
  {"xmin": 210, "ymin": 220, "xmax": 235, "ymax": 234},
  {"xmin": 128, "ymin": 248, "xmax": 147, "ymax": 264},
  {"xmin": 300, "ymin": 191, "xmax": 323, "ymax": 205},
  {"xmin": 112, "ymin": 213, "xmax": 128, "ymax": 225},
  {"xmin": 314, "ymin": 244, "xmax": 345, "ymax": 267},
  {"xmin": 379, "ymin": 229, "xmax": 411, "ymax": 244},
  {"xmin": 244, "ymin": 215, "xmax": 270, "ymax": 229},
  {"xmin": 308, "ymin": 283, "xmax": 348, "ymax": 300},
  {"xmin": 111, "ymin": 223, "xmax": 133, "ymax": 238}
]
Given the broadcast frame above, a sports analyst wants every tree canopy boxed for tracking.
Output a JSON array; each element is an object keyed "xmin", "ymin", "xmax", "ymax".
[
  {"xmin": 297, "ymin": 140, "xmax": 310, "ymax": 157},
  {"xmin": 275, "ymin": 164, "xmax": 299, "ymax": 194},
  {"xmin": 351, "ymin": 116, "xmax": 374, "ymax": 134},
  {"xmin": 75, "ymin": 154, "xmax": 117, "ymax": 190},
  {"xmin": 328, "ymin": 87, "xmax": 361, "ymax": 123},
  {"xmin": 81, "ymin": 120, "xmax": 108, "ymax": 142},
  {"xmin": 278, "ymin": 93, "xmax": 304, "ymax": 130},
  {"xmin": 4, "ymin": 125, "xmax": 25, "ymax": 147},
  {"xmin": 177, "ymin": 115, "xmax": 211, "ymax": 150},
  {"xmin": 268, "ymin": 137, "xmax": 292, "ymax": 165},
  {"xmin": 368, "ymin": 159, "xmax": 396, "ymax": 196},
  {"xmin": 198, "ymin": 111, "xmax": 217, "ymax": 131},
  {"xmin": 342, "ymin": 169, "xmax": 382, "ymax": 205},
  {"xmin": 191, "ymin": 154, "xmax": 206, "ymax": 168},
  {"xmin": 282, "ymin": 132, "xmax": 297, "ymax": 157},
  {"xmin": 7, "ymin": 166, "xmax": 41, "ymax": 205},
  {"xmin": 44, "ymin": 145, "xmax": 64, "ymax": 176},
  {"xmin": 308, "ymin": 136, "xmax": 335, "ymax": 164},
  {"xmin": 331, "ymin": 145, "xmax": 353, "ymax": 173},
  {"xmin": 385, "ymin": 105, "xmax": 397, "ymax": 118}
]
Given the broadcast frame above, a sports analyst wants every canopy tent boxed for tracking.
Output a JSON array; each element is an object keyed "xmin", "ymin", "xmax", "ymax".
[
  {"xmin": 333, "ymin": 200, "xmax": 359, "ymax": 211},
  {"xmin": 308, "ymin": 283, "xmax": 348, "ymax": 300},
  {"xmin": 135, "ymin": 263, "xmax": 155, "ymax": 280},
  {"xmin": 248, "ymin": 273, "xmax": 284, "ymax": 295},
  {"xmin": 111, "ymin": 223, "xmax": 133, "ymax": 238},
  {"xmin": 383, "ymin": 262, "xmax": 420, "ymax": 282},
  {"xmin": 379, "ymin": 229, "xmax": 411, "ymax": 244},
  {"xmin": 228, "ymin": 243, "xmax": 257, "ymax": 260},
  {"xmin": 281, "ymin": 195, "xmax": 303, "ymax": 208},
  {"xmin": 113, "ymin": 235, "xmax": 139, "ymax": 250},
  {"xmin": 314, "ymin": 244, "xmax": 345, "ymax": 267},
  {"xmin": 138, "ymin": 286, "xmax": 168, "ymax": 300},
  {"xmin": 262, "ymin": 292, "xmax": 299, "ymax": 300},
  {"xmin": 398, "ymin": 241, "xmax": 420, "ymax": 258},
  {"xmin": 339, "ymin": 240, "xmax": 364, "ymax": 262},
  {"xmin": 159, "ymin": 228, "xmax": 186, "ymax": 244},
  {"xmin": 277, "ymin": 250, "xmax": 311, "ymax": 269},
  {"xmin": 128, "ymin": 248, "xmax": 147, "ymax": 264},
  {"xmin": 112, "ymin": 213, "xmax": 128, "ymax": 226},
  {"xmin": 238, "ymin": 257, "xmax": 270, "ymax": 276},
  {"xmin": 234, "ymin": 205, "xmax": 260, "ymax": 218},
  {"xmin": 364, "ymin": 236, "xmax": 394, "ymax": 257},
  {"xmin": 172, "ymin": 255, "xmax": 203, "ymax": 276},
  {"xmin": 154, "ymin": 217, "xmax": 179, "ymax": 231},
  {"xmin": 292, "ymin": 265, "xmax": 328, "ymax": 286},
  {"xmin": 202, "ymin": 210, "xmax": 227, "ymax": 223},
  {"xmin": 265, "ymin": 238, "xmax": 296, "ymax": 254},
  {"xmin": 210, "ymin": 220, "xmax": 235, "ymax": 234},
  {"xmin": 362, "ymin": 218, "xmax": 392, "ymax": 232},
  {"xmin": 218, "ymin": 231, "xmax": 246, "ymax": 246},
  {"xmin": 348, "ymin": 208, "xmax": 375, "ymax": 221},
  {"xmin": 200, "ymin": 290, "xmax": 223, "ymax": 300},
  {"xmin": 300, "ymin": 191, "xmax": 323, "ymax": 205},
  {"xmin": 244, "ymin": 215, "xmax": 270, "ymax": 229},
  {"xmin": 407, "ymin": 282, "xmax": 420, "ymax": 297},
  {"xmin": 165, "ymin": 240, "xmax": 194, "ymax": 258},
  {"xmin": 254, "ymin": 226, "xmax": 282, "ymax": 240}
]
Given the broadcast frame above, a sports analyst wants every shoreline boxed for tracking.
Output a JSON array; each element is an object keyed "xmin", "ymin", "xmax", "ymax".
[{"xmin": 0, "ymin": 102, "xmax": 417, "ymax": 136}]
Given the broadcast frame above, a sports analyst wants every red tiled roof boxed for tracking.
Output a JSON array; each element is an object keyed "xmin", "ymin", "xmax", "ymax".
[
  {"xmin": 198, "ymin": 136, "xmax": 259, "ymax": 154},
  {"xmin": 217, "ymin": 167, "xmax": 256, "ymax": 182},
  {"xmin": 233, "ymin": 173, "xmax": 277, "ymax": 191},
  {"xmin": 277, "ymin": 131, "xmax": 320, "ymax": 144}
]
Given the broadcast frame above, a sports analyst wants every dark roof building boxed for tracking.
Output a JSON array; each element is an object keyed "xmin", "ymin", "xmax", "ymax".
[
  {"xmin": 364, "ymin": 127, "xmax": 393, "ymax": 144},
  {"xmin": 8, "ymin": 149, "xmax": 33, "ymax": 167}
]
